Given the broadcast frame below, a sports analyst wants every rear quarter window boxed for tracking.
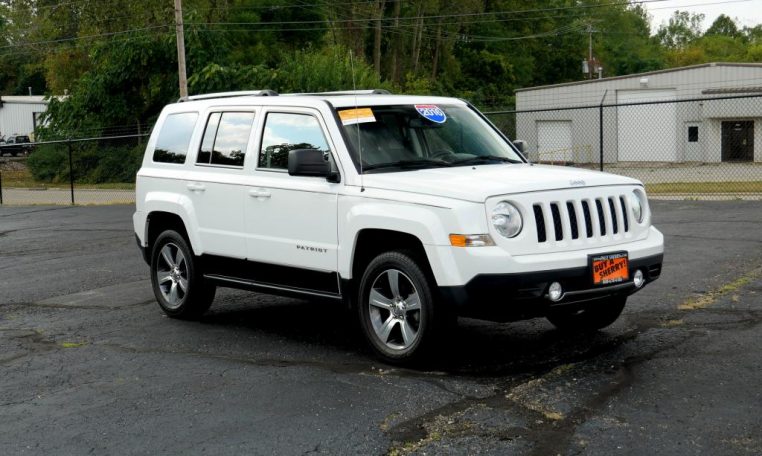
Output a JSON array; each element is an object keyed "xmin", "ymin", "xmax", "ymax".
[{"xmin": 153, "ymin": 112, "xmax": 198, "ymax": 164}]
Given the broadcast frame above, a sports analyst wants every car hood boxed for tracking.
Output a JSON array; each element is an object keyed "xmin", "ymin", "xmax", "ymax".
[{"xmin": 361, "ymin": 164, "xmax": 641, "ymax": 203}]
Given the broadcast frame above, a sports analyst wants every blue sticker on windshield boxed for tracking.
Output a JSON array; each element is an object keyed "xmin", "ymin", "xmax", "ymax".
[{"xmin": 415, "ymin": 104, "xmax": 447, "ymax": 124}]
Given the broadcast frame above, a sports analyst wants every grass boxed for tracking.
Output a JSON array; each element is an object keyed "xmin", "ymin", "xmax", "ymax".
[
  {"xmin": 0, "ymin": 168, "xmax": 135, "ymax": 190},
  {"xmin": 678, "ymin": 267, "xmax": 761, "ymax": 310},
  {"xmin": 646, "ymin": 181, "xmax": 762, "ymax": 194}
]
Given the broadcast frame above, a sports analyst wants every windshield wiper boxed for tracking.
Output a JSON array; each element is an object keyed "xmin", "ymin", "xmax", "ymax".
[
  {"xmin": 451, "ymin": 155, "xmax": 520, "ymax": 165},
  {"xmin": 363, "ymin": 159, "xmax": 453, "ymax": 172}
]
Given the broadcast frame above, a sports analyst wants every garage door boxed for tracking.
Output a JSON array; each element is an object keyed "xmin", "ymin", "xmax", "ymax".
[
  {"xmin": 537, "ymin": 121, "xmax": 572, "ymax": 163},
  {"xmin": 617, "ymin": 90, "xmax": 677, "ymax": 162}
]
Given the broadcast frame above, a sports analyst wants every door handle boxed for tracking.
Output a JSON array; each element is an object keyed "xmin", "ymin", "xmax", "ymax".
[
  {"xmin": 249, "ymin": 189, "xmax": 271, "ymax": 199},
  {"xmin": 186, "ymin": 183, "xmax": 206, "ymax": 192}
]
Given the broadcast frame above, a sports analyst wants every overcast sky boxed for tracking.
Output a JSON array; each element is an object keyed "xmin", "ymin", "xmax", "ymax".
[{"xmin": 645, "ymin": 0, "xmax": 762, "ymax": 31}]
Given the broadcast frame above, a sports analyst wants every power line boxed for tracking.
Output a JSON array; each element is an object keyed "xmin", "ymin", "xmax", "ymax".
[{"xmin": 0, "ymin": 25, "xmax": 172, "ymax": 50}]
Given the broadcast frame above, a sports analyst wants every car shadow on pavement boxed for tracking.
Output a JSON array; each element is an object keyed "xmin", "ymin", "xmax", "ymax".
[{"xmin": 197, "ymin": 293, "xmax": 634, "ymax": 377}]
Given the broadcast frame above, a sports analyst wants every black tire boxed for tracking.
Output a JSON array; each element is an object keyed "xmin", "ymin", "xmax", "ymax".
[
  {"xmin": 150, "ymin": 230, "xmax": 215, "ymax": 319},
  {"xmin": 546, "ymin": 296, "xmax": 626, "ymax": 332},
  {"xmin": 357, "ymin": 250, "xmax": 452, "ymax": 364}
]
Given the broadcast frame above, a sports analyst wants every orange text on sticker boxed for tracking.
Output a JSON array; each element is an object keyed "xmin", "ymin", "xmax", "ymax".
[
  {"xmin": 339, "ymin": 108, "xmax": 376, "ymax": 126},
  {"xmin": 592, "ymin": 256, "xmax": 629, "ymax": 285}
]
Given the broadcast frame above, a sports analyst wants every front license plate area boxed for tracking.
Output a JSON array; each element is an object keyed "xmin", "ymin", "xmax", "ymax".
[{"xmin": 590, "ymin": 252, "xmax": 629, "ymax": 286}]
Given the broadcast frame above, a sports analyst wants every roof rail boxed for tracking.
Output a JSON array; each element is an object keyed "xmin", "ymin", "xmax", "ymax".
[
  {"xmin": 287, "ymin": 89, "xmax": 392, "ymax": 96},
  {"xmin": 178, "ymin": 90, "xmax": 279, "ymax": 102}
]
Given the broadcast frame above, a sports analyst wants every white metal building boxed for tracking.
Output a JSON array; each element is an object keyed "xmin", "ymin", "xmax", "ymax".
[
  {"xmin": 515, "ymin": 63, "xmax": 762, "ymax": 164},
  {"xmin": 0, "ymin": 95, "xmax": 50, "ymax": 140}
]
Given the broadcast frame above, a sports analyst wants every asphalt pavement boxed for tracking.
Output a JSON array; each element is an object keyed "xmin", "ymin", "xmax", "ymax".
[{"xmin": 1, "ymin": 202, "xmax": 761, "ymax": 455}]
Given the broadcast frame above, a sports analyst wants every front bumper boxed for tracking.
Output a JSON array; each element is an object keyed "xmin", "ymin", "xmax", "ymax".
[{"xmin": 440, "ymin": 253, "xmax": 663, "ymax": 322}]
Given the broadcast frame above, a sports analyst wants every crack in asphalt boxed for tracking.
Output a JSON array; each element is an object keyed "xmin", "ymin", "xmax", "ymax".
[
  {"xmin": 94, "ymin": 341, "xmax": 375, "ymax": 375},
  {"xmin": 383, "ymin": 277, "xmax": 761, "ymax": 455}
]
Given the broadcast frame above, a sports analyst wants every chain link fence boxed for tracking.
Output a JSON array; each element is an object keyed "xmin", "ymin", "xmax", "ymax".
[
  {"xmin": 486, "ymin": 94, "xmax": 762, "ymax": 199},
  {"xmin": 2, "ymin": 95, "xmax": 761, "ymax": 205},
  {"xmin": 0, "ymin": 134, "xmax": 148, "ymax": 205}
]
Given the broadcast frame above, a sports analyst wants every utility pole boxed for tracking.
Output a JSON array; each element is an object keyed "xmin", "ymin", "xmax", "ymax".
[
  {"xmin": 174, "ymin": 0, "xmax": 188, "ymax": 99},
  {"xmin": 587, "ymin": 23, "xmax": 593, "ymax": 79}
]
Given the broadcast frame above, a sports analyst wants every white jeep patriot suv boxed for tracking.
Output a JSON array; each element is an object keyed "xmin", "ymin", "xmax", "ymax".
[{"xmin": 134, "ymin": 90, "xmax": 664, "ymax": 363}]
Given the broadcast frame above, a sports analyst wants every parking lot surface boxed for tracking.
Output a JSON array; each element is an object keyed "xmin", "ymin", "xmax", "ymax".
[{"xmin": 1, "ymin": 202, "xmax": 761, "ymax": 455}]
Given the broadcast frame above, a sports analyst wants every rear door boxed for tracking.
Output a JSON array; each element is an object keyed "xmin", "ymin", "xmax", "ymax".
[{"xmin": 185, "ymin": 109, "xmax": 257, "ymax": 258}]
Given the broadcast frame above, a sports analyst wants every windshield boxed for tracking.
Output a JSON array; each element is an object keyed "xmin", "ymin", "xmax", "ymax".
[{"xmin": 336, "ymin": 104, "xmax": 524, "ymax": 173}]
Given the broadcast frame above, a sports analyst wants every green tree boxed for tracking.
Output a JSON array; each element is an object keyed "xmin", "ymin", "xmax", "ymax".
[
  {"xmin": 705, "ymin": 14, "xmax": 740, "ymax": 38},
  {"xmin": 656, "ymin": 10, "xmax": 704, "ymax": 49}
]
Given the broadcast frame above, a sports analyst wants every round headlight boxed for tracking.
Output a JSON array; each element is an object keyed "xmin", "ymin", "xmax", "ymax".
[
  {"xmin": 492, "ymin": 201, "xmax": 523, "ymax": 238},
  {"xmin": 629, "ymin": 191, "xmax": 644, "ymax": 223}
]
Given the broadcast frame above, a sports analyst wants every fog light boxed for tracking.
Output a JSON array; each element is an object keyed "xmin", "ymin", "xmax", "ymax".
[
  {"xmin": 633, "ymin": 269, "xmax": 645, "ymax": 288},
  {"xmin": 548, "ymin": 282, "xmax": 564, "ymax": 302}
]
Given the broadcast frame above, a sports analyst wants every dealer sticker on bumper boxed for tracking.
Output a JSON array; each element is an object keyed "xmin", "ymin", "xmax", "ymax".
[{"xmin": 591, "ymin": 252, "xmax": 629, "ymax": 285}]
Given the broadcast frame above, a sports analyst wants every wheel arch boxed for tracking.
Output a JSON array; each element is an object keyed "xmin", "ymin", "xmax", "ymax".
[{"xmin": 145, "ymin": 211, "xmax": 193, "ymax": 258}]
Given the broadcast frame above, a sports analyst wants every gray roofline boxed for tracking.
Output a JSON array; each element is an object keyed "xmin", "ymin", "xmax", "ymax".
[{"xmin": 514, "ymin": 62, "xmax": 762, "ymax": 93}]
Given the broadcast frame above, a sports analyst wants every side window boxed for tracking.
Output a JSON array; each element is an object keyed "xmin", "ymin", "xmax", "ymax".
[
  {"xmin": 153, "ymin": 112, "xmax": 198, "ymax": 164},
  {"xmin": 196, "ymin": 111, "xmax": 254, "ymax": 167},
  {"xmin": 259, "ymin": 112, "xmax": 330, "ymax": 170}
]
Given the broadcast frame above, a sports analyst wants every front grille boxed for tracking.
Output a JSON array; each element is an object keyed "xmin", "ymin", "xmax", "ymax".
[
  {"xmin": 581, "ymin": 201, "xmax": 593, "ymax": 238},
  {"xmin": 566, "ymin": 202, "xmax": 579, "ymax": 239},
  {"xmin": 533, "ymin": 195, "xmax": 631, "ymax": 243},
  {"xmin": 550, "ymin": 203, "xmax": 563, "ymax": 241},
  {"xmin": 534, "ymin": 205, "xmax": 547, "ymax": 243}
]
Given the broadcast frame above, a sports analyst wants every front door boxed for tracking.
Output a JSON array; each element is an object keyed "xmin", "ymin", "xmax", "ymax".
[
  {"xmin": 721, "ymin": 121, "xmax": 754, "ymax": 162},
  {"xmin": 243, "ymin": 108, "xmax": 341, "ymax": 296}
]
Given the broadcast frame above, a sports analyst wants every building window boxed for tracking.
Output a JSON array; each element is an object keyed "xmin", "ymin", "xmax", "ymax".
[
  {"xmin": 688, "ymin": 126, "xmax": 699, "ymax": 142},
  {"xmin": 153, "ymin": 112, "xmax": 198, "ymax": 164}
]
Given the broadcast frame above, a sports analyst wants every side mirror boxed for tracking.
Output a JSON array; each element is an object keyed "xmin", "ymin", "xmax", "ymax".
[
  {"xmin": 513, "ymin": 140, "xmax": 527, "ymax": 154},
  {"xmin": 288, "ymin": 149, "xmax": 339, "ymax": 182}
]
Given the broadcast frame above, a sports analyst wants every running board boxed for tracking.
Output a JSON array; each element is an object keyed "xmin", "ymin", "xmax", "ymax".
[{"xmin": 204, "ymin": 274, "xmax": 343, "ymax": 301}]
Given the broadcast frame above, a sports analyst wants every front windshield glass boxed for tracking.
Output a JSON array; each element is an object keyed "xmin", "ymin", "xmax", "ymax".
[{"xmin": 337, "ymin": 104, "xmax": 524, "ymax": 173}]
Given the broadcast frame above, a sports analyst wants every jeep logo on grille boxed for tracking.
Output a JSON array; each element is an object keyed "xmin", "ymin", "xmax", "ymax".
[{"xmin": 570, "ymin": 180, "xmax": 586, "ymax": 186}]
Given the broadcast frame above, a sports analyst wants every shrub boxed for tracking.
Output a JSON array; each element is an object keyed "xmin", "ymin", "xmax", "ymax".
[{"xmin": 27, "ymin": 141, "xmax": 145, "ymax": 184}]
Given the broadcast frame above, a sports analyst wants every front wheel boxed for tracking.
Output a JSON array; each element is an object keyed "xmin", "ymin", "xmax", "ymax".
[
  {"xmin": 150, "ymin": 230, "xmax": 215, "ymax": 319},
  {"xmin": 357, "ymin": 250, "xmax": 451, "ymax": 364},
  {"xmin": 546, "ymin": 296, "xmax": 626, "ymax": 332}
]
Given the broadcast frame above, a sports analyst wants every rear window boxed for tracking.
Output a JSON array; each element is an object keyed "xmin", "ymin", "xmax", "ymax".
[
  {"xmin": 153, "ymin": 112, "xmax": 198, "ymax": 164},
  {"xmin": 196, "ymin": 111, "xmax": 255, "ymax": 167}
]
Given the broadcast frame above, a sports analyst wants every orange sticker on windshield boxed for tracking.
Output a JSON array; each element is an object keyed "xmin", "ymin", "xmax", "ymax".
[{"xmin": 339, "ymin": 108, "xmax": 376, "ymax": 126}]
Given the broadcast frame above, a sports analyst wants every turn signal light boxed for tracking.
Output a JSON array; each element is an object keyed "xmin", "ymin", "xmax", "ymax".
[{"xmin": 449, "ymin": 234, "xmax": 495, "ymax": 247}]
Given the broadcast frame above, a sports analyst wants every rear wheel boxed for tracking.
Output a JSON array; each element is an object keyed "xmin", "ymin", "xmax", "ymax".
[
  {"xmin": 546, "ymin": 296, "xmax": 626, "ymax": 331},
  {"xmin": 358, "ymin": 250, "xmax": 451, "ymax": 364},
  {"xmin": 150, "ymin": 230, "xmax": 215, "ymax": 319}
]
